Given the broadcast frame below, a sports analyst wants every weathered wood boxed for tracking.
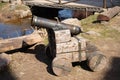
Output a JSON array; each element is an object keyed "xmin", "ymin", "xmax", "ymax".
[
  {"xmin": 56, "ymin": 37, "xmax": 79, "ymax": 53},
  {"xmin": 24, "ymin": 0, "xmax": 104, "ymax": 12},
  {"xmin": 55, "ymin": 29, "xmax": 71, "ymax": 44},
  {"xmin": 97, "ymin": 6, "xmax": 120, "ymax": 21},
  {"xmin": 75, "ymin": 36, "xmax": 88, "ymax": 61},
  {"xmin": 52, "ymin": 56, "xmax": 72, "ymax": 76},
  {"xmin": 0, "ymin": 31, "xmax": 43, "ymax": 52},
  {"xmin": 58, "ymin": 0, "xmax": 61, "ymax": 4},
  {"xmin": 56, "ymin": 52, "xmax": 79, "ymax": 62},
  {"xmin": 56, "ymin": 37, "xmax": 88, "ymax": 62},
  {"xmin": 73, "ymin": 10, "xmax": 94, "ymax": 19},
  {"xmin": 86, "ymin": 42, "xmax": 107, "ymax": 71},
  {"xmin": 87, "ymin": 51, "xmax": 107, "ymax": 71},
  {"xmin": 103, "ymin": 0, "xmax": 107, "ymax": 8}
]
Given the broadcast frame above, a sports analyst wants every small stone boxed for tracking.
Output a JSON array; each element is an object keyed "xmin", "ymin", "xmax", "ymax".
[
  {"xmin": 86, "ymin": 31, "xmax": 101, "ymax": 36},
  {"xmin": 117, "ymin": 12, "xmax": 120, "ymax": 16},
  {"xmin": 94, "ymin": 12, "xmax": 99, "ymax": 15},
  {"xmin": 10, "ymin": 3, "xmax": 16, "ymax": 10},
  {"xmin": 20, "ymin": 72, "xmax": 25, "ymax": 75}
]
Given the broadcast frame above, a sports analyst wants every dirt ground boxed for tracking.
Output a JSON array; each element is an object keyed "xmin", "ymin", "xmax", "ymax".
[{"xmin": 0, "ymin": 6, "xmax": 120, "ymax": 80}]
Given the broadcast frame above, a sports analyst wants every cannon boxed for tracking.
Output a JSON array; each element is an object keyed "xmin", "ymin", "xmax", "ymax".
[
  {"xmin": 32, "ymin": 16, "xmax": 82, "ymax": 36},
  {"xmin": 32, "ymin": 16, "xmax": 107, "ymax": 76}
]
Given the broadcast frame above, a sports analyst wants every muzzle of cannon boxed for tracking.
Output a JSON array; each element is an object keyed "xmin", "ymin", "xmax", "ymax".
[
  {"xmin": 32, "ymin": 16, "xmax": 82, "ymax": 35},
  {"xmin": 31, "ymin": 16, "xmax": 107, "ymax": 76}
]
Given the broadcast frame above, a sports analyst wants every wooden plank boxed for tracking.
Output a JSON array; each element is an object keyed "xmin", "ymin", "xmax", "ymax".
[
  {"xmin": 0, "ymin": 31, "xmax": 43, "ymax": 52},
  {"xmin": 56, "ymin": 52, "xmax": 80, "ymax": 62},
  {"xmin": 24, "ymin": 0, "xmax": 104, "ymax": 12},
  {"xmin": 97, "ymin": 6, "xmax": 120, "ymax": 21},
  {"xmin": 56, "ymin": 37, "xmax": 79, "ymax": 53},
  {"xmin": 55, "ymin": 29, "xmax": 71, "ymax": 44}
]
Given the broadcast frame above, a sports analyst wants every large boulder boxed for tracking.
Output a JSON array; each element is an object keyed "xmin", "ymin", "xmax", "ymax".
[{"xmin": 61, "ymin": 18, "xmax": 81, "ymax": 27}]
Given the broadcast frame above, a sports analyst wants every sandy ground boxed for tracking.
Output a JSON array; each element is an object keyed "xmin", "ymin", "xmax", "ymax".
[{"xmin": 0, "ymin": 9, "xmax": 120, "ymax": 80}]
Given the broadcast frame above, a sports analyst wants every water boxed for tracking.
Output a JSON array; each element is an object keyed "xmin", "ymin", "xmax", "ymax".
[{"xmin": 0, "ymin": 17, "xmax": 34, "ymax": 39}]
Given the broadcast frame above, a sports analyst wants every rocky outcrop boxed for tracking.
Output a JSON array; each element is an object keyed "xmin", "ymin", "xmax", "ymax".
[
  {"xmin": 61, "ymin": 18, "xmax": 81, "ymax": 27},
  {"xmin": 0, "ymin": 3, "xmax": 31, "ymax": 22},
  {"xmin": 15, "ymin": 9, "xmax": 32, "ymax": 18},
  {"xmin": 0, "ymin": 0, "xmax": 22, "ymax": 4}
]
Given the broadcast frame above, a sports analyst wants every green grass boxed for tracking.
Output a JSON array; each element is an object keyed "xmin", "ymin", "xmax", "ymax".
[
  {"xmin": 81, "ymin": 14, "xmax": 104, "ymax": 31},
  {"xmin": 81, "ymin": 14, "xmax": 98, "ymax": 26},
  {"xmin": 80, "ymin": 14, "xmax": 120, "ymax": 42},
  {"xmin": 0, "ymin": 3, "xmax": 6, "ymax": 10},
  {"xmin": 100, "ymin": 27, "xmax": 120, "ymax": 40}
]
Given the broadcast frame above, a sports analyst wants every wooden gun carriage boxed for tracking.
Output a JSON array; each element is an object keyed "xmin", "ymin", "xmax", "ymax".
[{"xmin": 32, "ymin": 16, "xmax": 107, "ymax": 76}]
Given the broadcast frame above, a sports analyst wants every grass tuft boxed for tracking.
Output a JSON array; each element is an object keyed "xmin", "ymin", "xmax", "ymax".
[{"xmin": 80, "ymin": 14, "xmax": 120, "ymax": 42}]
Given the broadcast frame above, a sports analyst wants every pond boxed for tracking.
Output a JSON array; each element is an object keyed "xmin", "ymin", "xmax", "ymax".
[{"xmin": 0, "ymin": 17, "xmax": 34, "ymax": 39}]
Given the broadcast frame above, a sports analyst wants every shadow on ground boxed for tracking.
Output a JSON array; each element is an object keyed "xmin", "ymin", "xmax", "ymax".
[
  {"xmin": 103, "ymin": 57, "xmax": 120, "ymax": 80},
  {"xmin": 21, "ymin": 44, "xmax": 55, "ymax": 75},
  {"xmin": 34, "ymin": 44, "xmax": 55, "ymax": 75},
  {"xmin": 0, "ymin": 66, "xmax": 17, "ymax": 80}
]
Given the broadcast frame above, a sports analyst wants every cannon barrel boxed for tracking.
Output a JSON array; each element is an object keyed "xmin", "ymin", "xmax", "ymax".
[{"xmin": 32, "ymin": 16, "xmax": 82, "ymax": 35}]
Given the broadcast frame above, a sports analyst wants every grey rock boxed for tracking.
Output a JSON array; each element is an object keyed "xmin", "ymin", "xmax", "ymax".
[
  {"xmin": 10, "ymin": 3, "xmax": 16, "ymax": 10},
  {"xmin": 15, "ymin": 9, "xmax": 32, "ymax": 18},
  {"xmin": 61, "ymin": 18, "xmax": 81, "ymax": 27},
  {"xmin": 86, "ymin": 31, "xmax": 101, "ymax": 36}
]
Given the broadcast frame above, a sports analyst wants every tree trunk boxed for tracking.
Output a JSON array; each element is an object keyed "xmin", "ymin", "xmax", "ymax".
[{"xmin": 97, "ymin": 6, "xmax": 120, "ymax": 21}]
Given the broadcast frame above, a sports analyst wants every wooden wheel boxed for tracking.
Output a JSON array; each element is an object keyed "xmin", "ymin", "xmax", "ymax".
[
  {"xmin": 87, "ymin": 51, "xmax": 107, "ymax": 72},
  {"xmin": 52, "ymin": 57, "xmax": 72, "ymax": 76}
]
